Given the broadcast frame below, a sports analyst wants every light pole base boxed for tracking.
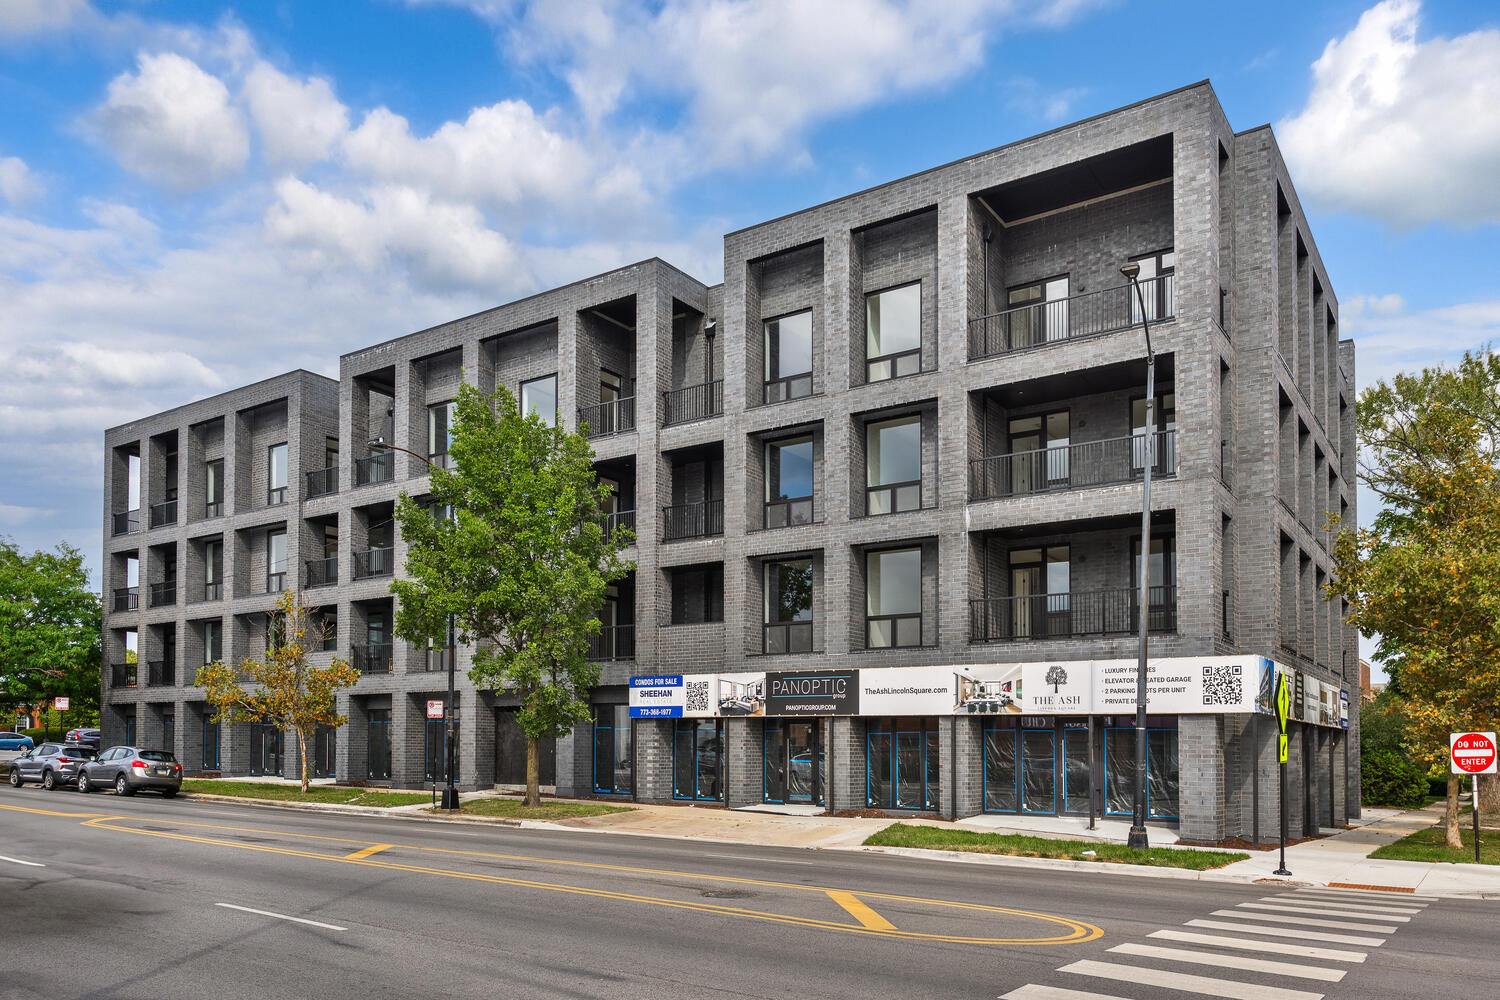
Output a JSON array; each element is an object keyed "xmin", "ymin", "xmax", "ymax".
[
  {"xmin": 440, "ymin": 786, "xmax": 461, "ymax": 810},
  {"xmin": 1272, "ymin": 866, "xmax": 1292, "ymax": 877},
  {"xmin": 1127, "ymin": 826, "xmax": 1150, "ymax": 850}
]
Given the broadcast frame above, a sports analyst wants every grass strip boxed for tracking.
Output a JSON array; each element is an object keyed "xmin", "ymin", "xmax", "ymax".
[
  {"xmin": 863, "ymin": 823, "xmax": 1248, "ymax": 870},
  {"xmin": 182, "ymin": 779, "xmax": 431, "ymax": 808},
  {"xmin": 1368, "ymin": 824, "xmax": 1500, "ymax": 865},
  {"xmin": 427, "ymin": 798, "xmax": 632, "ymax": 820}
]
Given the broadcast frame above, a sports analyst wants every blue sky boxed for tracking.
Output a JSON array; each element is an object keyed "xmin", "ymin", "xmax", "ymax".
[{"xmin": 1, "ymin": 1, "xmax": 1497, "ymax": 644}]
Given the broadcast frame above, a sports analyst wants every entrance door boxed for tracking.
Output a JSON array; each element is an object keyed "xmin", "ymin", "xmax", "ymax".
[
  {"xmin": 312, "ymin": 725, "xmax": 335, "ymax": 779},
  {"xmin": 495, "ymin": 707, "xmax": 556, "ymax": 786},
  {"xmin": 765, "ymin": 721, "xmax": 823, "ymax": 804},
  {"xmin": 1021, "ymin": 729, "xmax": 1056, "ymax": 813},
  {"xmin": 1011, "ymin": 564, "xmax": 1041, "ymax": 639},
  {"xmin": 250, "ymin": 723, "xmax": 282, "ymax": 777}
]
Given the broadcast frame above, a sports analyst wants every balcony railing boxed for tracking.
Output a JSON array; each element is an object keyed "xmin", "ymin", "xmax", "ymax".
[
  {"xmin": 968, "ymin": 274, "xmax": 1175, "ymax": 361},
  {"xmin": 968, "ymin": 586, "xmax": 1178, "ymax": 642},
  {"xmin": 763, "ymin": 621, "xmax": 813, "ymax": 655},
  {"xmin": 112, "ymin": 510, "xmax": 138, "ymax": 536},
  {"xmin": 265, "ymin": 571, "xmax": 287, "ymax": 594},
  {"xmin": 662, "ymin": 499, "xmax": 723, "ymax": 541},
  {"xmin": 579, "ymin": 397, "xmax": 636, "ymax": 438},
  {"xmin": 866, "ymin": 479, "xmax": 922, "ymax": 516},
  {"xmin": 112, "ymin": 587, "xmax": 139, "ymax": 613},
  {"xmin": 764, "ymin": 372, "xmax": 813, "ymax": 405},
  {"xmin": 147, "ymin": 659, "xmax": 175, "ymax": 687},
  {"xmin": 148, "ymin": 581, "xmax": 176, "ymax": 608},
  {"xmin": 305, "ymin": 555, "xmax": 338, "ymax": 588},
  {"xmin": 866, "ymin": 613, "xmax": 922, "ymax": 649},
  {"xmin": 353, "ymin": 546, "xmax": 394, "ymax": 580},
  {"xmin": 352, "ymin": 643, "xmax": 392, "ymax": 675},
  {"xmin": 149, "ymin": 499, "xmax": 178, "ymax": 528},
  {"xmin": 764, "ymin": 496, "xmax": 814, "ymax": 530},
  {"xmin": 662, "ymin": 380, "xmax": 723, "ymax": 425},
  {"xmin": 203, "ymin": 581, "xmax": 223, "ymax": 602},
  {"xmin": 867, "ymin": 348, "xmax": 921, "ymax": 383},
  {"xmin": 306, "ymin": 466, "xmax": 338, "ymax": 498},
  {"xmin": 355, "ymin": 452, "xmax": 393, "ymax": 487},
  {"xmin": 604, "ymin": 509, "xmax": 636, "ymax": 542},
  {"xmin": 588, "ymin": 625, "xmax": 635, "ymax": 661},
  {"xmin": 968, "ymin": 431, "xmax": 1177, "ymax": 501},
  {"xmin": 110, "ymin": 662, "xmax": 137, "ymax": 688}
]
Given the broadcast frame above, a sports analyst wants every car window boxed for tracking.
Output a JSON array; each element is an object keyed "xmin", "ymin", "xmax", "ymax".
[
  {"xmin": 139, "ymin": 751, "xmax": 176, "ymax": 763},
  {"xmin": 39, "ymin": 744, "xmax": 59, "ymax": 755},
  {"xmin": 65, "ymin": 747, "xmax": 96, "ymax": 759},
  {"xmin": 101, "ymin": 748, "xmax": 121, "ymax": 761},
  {"xmin": 0, "ymin": 732, "xmax": 18, "ymax": 739}
]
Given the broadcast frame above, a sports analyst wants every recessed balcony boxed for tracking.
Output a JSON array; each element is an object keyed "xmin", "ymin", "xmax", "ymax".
[
  {"xmin": 969, "ymin": 430, "xmax": 1177, "ymax": 501},
  {"xmin": 968, "ymin": 275, "xmax": 1174, "ymax": 361}
]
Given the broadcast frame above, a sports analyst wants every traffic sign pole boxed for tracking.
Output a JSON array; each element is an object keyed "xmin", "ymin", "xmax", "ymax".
[
  {"xmin": 1449, "ymin": 731, "xmax": 1496, "ymax": 864},
  {"xmin": 1274, "ymin": 673, "xmax": 1291, "ymax": 877},
  {"xmin": 1474, "ymin": 777, "xmax": 1481, "ymax": 865}
]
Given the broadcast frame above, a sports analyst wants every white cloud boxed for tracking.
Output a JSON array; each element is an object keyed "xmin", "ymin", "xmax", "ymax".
[
  {"xmin": 1344, "ymin": 294, "xmax": 1500, "ymax": 387},
  {"xmin": 1279, "ymin": 0, "xmax": 1500, "ymax": 226},
  {"xmin": 243, "ymin": 61, "xmax": 349, "ymax": 167},
  {"xmin": 88, "ymin": 51, "xmax": 250, "ymax": 190},
  {"xmin": 1004, "ymin": 77, "xmax": 1089, "ymax": 123},
  {"xmin": 0, "ymin": 155, "xmax": 43, "ymax": 204},
  {"xmin": 0, "ymin": 0, "xmax": 91, "ymax": 38}
]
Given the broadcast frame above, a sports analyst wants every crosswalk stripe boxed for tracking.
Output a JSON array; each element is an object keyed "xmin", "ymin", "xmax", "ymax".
[
  {"xmin": 1148, "ymin": 929, "xmax": 1366, "ymax": 963},
  {"xmin": 1268, "ymin": 895, "xmax": 1423, "ymax": 915},
  {"xmin": 1000, "ymin": 985, "xmax": 1132, "ymax": 1000},
  {"xmin": 1290, "ymin": 889, "xmax": 1429, "ymax": 906},
  {"xmin": 1058, "ymin": 959, "xmax": 1325, "ymax": 1000},
  {"xmin": 1108, "ymin": 943, "xmax": 1346, "ymax": 983},
  {"xmin": 1185, "ymin": 918, "xmax": 1386, "ymax": 947},
  {"xmin": 1241, "ymin": 901, "xmax": 1411, "ymax": 922},
  {"xmin": 1211, "ymin": 909, "xmax": 1398, "ymax": 933}
]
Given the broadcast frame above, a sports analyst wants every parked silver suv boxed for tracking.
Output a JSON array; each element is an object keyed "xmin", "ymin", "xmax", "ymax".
[
  {"xmin": 7, "ymin": 743, "xmax": 97, "ymax": 790},
  {"xmin": 77, "ymin": 746, "xmax": 182, "ymax": 797}
]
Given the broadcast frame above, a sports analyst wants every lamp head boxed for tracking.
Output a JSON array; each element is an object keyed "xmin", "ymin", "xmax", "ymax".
[
  {"xmin": 367, "ymin": 437, "xmax": 385, "ymax": 450},
  {"xmin": 1119, "ymin": 262, "xmax": 1141, "ymax": 282}
]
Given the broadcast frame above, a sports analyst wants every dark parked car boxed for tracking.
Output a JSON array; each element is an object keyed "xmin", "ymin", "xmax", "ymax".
[
  {"xmin": 65, "ymin": 728, "xmax": 101, "ymax": 748},
  {"xmin": 8, "ymin": 743, "xmax": 97, "ymax": 789},
  {"xmin": 78, "ymin": 746, "xmax": 182, "ymax": 797},
  {"xmin": 0, "ymin": 732, "xmax": 34, "ymax": 751}
]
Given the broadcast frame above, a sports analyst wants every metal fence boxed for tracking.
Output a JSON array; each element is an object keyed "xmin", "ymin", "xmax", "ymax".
[
  {"xmin": 579, "ymin": 397, "xmax": 636, "ymax": 437},
  {"xmin": 662, "ymin": 499, "xmax": 724, "ymax": 541},
  {"xmin": 968, "ymin": 274, "xmax": 1175, "ymax": 360},
  {"xmin": 968, "ymin": 586, "xmax": 1178, "ymax": 641},
  {"xmin": 663, "ymin": 380, "xmax": 723, "ymax": 425},
  {"xmin": 968, "ymin": 430, "xmax": 1176, "ymax": 500}
]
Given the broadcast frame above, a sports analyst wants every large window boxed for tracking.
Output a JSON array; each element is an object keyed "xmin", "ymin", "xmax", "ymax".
[
  {"xmin": 764, "ymin": 434, "xmax": 814, "ymax": 528},
  {"xmin": 1007, "ymin": 411, "xmax": 1070, "ymax": 493},
  {"xmin": 267, "ymin": 443, "xmax": 288, "ymax": 506},
  {"xmin": 367, "ymin": 709, "xmax": 391, "ymax": 780},
  {"xmin": 521, "ymin": 375, "xmax": 558, "ymax": 427},
  {"xmin": 1106, "ymin": 724, "xmax": 1179, "ymax": 819},
  {"xmin": 867, "ymin": 717, "xmax": 939, "ymax": 810},
  {"xmin": 763, "ymin": 559, "xmax": 813, "ymax": 653},
  {"xmin": 670, "ymin": 564, "xmax": 723, "ymax": 625},
  {"xmin": 764, "ymin": 310, "xmax": 813, "ymax": 403},
  {"xmin": 1129, "ymin": 248, "xmax": 1175, "ymax": 322},
  {"xmin": 673, "ymin": 718, "xmax": 723, "ymax": 801},
  {"xmin": 866, "ymin": 415, "xmax": 922, "ymax": 515},
  {"xmin": 202, "ymin": 619, "xmax": 222, "ymax": 664},
  {"xmin": 204, "ymin": 459, "xmax": 223, "ymax": 517},
  {"xmin": 866, "ymin": 547, "xmax": 922, "ymax": 649},
  {"xmin": 427, "ymin": 400, "xmax": 455, "ymax": 468},
  {"xmin": 866, "ymin": 283, "xmax": 921, "ymax": 382},
  {"xmin": 592, "ymin": 705, "xmax": 632, "ymax": 794},
  {"xmin": 266, "ymin": 530, "xmax": 287, "ymax": 593}
]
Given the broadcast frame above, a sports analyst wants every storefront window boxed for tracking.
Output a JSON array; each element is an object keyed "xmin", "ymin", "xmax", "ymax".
[
  {"xmin": 424, "ymin": 708, "xmax": 460, "ymax": 783},
  {"xmin": 672, "ymin": 719, "xmax": 723, "ymax": 801},
  {"xmin": 1104, "ymin": 723, "xmax": 1180, "ymax": 819},
  {"xmin": 201, "ymin": 716, "xmax": 220, "ymax": 770},
  {"xmin": 764, "ymin": 720, "xmax": 823, "ymax": 805},
  {"xmin": 866, "ymin": 718, "xmax": 939, "ymax": 810},
  {"xmin": 592, "ymin": 705, "xmax": 632, "ymax": 795}
]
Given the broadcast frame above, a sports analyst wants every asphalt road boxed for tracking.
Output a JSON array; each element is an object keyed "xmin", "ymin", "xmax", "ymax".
[{"xmin": 0, "ymin": 782, "xmax": 1495, "ymax": 1000}]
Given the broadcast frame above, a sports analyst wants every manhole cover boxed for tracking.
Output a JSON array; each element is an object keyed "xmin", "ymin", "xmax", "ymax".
[{"xmin": 701, "ymin": 889, "xmax": 754, "ymax": 899}]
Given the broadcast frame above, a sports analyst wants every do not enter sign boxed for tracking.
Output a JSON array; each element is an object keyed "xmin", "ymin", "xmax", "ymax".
[{"xmin": 1451, "ymin": 731, "xmax": 1498, "ymax": 775}]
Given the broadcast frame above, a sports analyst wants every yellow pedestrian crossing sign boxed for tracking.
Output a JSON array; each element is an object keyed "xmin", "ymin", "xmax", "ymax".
[
  {"xmin": 1275, "ymin": 673, "xmax": 1290, "ymax": 734},
  {"xmin": 1278, "ymin": 733, "xmax": 1288, "ymax": 763}
]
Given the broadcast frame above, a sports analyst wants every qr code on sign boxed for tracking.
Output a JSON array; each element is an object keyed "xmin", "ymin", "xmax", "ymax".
[
  {"xmin": 685, "ymin": 680, "xmax": 711, "ymax": 713},
  {"xmin": 1202, "ymin": 663, "xmax": 1243, "ymax": 706}
]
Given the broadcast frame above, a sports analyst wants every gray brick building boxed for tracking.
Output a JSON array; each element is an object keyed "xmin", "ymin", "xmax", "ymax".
[{"xmin": 100, "ymin": 81, "xmax": 1356, "ymax": 842}]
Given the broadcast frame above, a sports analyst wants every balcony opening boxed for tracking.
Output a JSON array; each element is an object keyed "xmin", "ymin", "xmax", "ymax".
[
  {"xmin": 110, "ymin": 628, "xmax": 138, "ymax": 689},
  {"xmin": 236, "ymin": 398, "xmax": 289, "ymax": 510},
  {"xmin": 190, "ymin": 417, "xmax": 226, "ymax": 521},
  {"xmin": 307, "ymin": 435, "xmax": 340, "ymax": 498},
  {"xmin": 149, "ymin": 429, "xmax": 179, "ymax": 528},
  {"xmin": 112, "ymin": 552, "xmax": 140, "ymax": 613},
  {"xmin": 415, "ymin": 347, "xmax": 463, "ymax": 472},
  {"xmin": 353, "ymin": 599, "xmax": 394, "ymax": 674},
  {"xmin": 147, "ymin": 542, "xmax": 177, "ymax": 609},
  {"xmin": 667, "ymin": 563, "xmax": 724, "ymax": 625},
  {"xmin": 665, "ymin": 300, "xmax": 722, "ymax": 425},
  {"xmin": 110, "ymin": 442, "xmax": 140, "ymax": 535},
  {"xmin": 590, "ymin": 572, "xmax": 635, "ymax": 661},
  {"xmin": 354, "ymin": 502, "xmax": 395, "ymax": 581},
  {"xmin": 662, "ymin": 443, "xmax": 723, "ymax": 541},
  {"xmin": 147, "ymin": 622, "xmax": 176, "ymax": 687},
  {"xmin": 353, "ymin": 367, "xmax": 396, "ymax": 486},
  {"xmin": 304, "ymin": 515, "xmax": 339, "ymax": 589},
  {"xmin": 577, "ymin": 295, "xmax": 637, "ymax": 437},
  {"xmin": 193, "ymin": 535, "xmax": 224, "ymax": 603},
  {"xmin": 749, "ymin": 241, "xmax": 823, "ymax": 406},
  {"xmin": 595, "ymin": 456, "xmax": 636, "ymax": 544}
]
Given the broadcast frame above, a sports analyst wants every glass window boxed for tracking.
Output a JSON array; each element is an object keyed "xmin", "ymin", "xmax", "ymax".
[
  {"xmin": 201, "ymin": 717, "xmax": 220, "ymax": 770},
  {"xmin": 1006, "ymin": 275, "xmax": 1070, "ymax": 345},
  {"xmin": 866, "ymin": 283, "xmax": 921, "ymax": 381},
  {"xmin": 427, "ymin": 401, "xmax": 455, "ymax": 460},
  {"xmin": 764, "ymin": 310, "xmax": 812, "ymax": 381},
  {"xmin": 1131, "ymin": 392, "xmax": 1177, "ymax": 471},
  {"xmin": 202, "ymin": 619, "xmax": 222, "ymax": 663},
  {"xmin": 866, "ymin": 415, "xmax": 922, "ymax": 514},
  {"xmin": 1129, "ymin": 248, "xmax": 1176, "ymax": 322},
  {"xmin": 866, "ymin": 547, "xmax": 922, "ymax": 648},
  {"xmin": 592, "ymin": 705, "xmax": 632, "ymax": 794},
  {"xmin": 600, "ymin": 370, "xmax": 623, "ymax": 403},
  {"xmin": 673, "ymin": 719, "xmax": 724, "ymax": 801},
  {"xmin": 765, "ymin": 434, "xmax": 814, "ymax": 528},
  {"xmin": 205, "ymin": 460, "xmax": 223, "ymax": 509},
  {"xmin": 205, "ymin": 540, "xmax": 221, "ymax": 585},
  {"xmin": 866, "ymin": 718, "xmax": 940, "ymax": 810},
  {"xmin": 268, "ymin": 443, "xmax": 288, "ymax": 491},
  {"xmin": 765, "ymin": 560, "xmax": 813, "ymax": 623},
  {"xmin": 521, "ymin": 375, "xmax": 558, "ymax": 427},
  {"xmin": 1105, "ymin": 726, "xmax": 1179, "ymax": 818},
  {"xmin": 267, "ymin": 530, "xmax": 287, "ymax": 578},
  {"xmin": 367, "ymin": 709, "xmax": 391, "ymax": 780}
]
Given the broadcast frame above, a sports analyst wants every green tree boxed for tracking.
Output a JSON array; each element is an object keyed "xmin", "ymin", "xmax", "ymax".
[
  {"xmin": 0, "ymin": 538, "xmax": 102, "ymax": 730},
  {"xmin": 392, "ymin": 381, "xmax": 632, "ymax": 807},
  {"xmin": 195, "ymin": 591, "xmax": 359, "ymax": 792},
  {"xmin": 1329, "ymin": 349, "xmax": 1500, "ymax": 847}
]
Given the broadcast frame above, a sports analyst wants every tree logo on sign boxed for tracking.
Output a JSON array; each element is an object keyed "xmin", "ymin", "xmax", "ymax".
[{"xmin": 1046, "ymin": 665, "xmax": 1068, "ymax": 693}]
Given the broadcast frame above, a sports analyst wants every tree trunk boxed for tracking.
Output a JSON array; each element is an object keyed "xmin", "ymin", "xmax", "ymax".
[
  {"xmin": 297, "ymin": 727, "xmax": 310, "ymax": 794},
  {"xmin": 1445, "ymin": 773, "xmax": 1463, "ymax": 848},
  {"xmin": 1480, "ymin": 773, "xmax": 1500, "ymax": 825},
  {"xmin": 526, "ymin": 736, "xmax": 540, "ymax": 808}
]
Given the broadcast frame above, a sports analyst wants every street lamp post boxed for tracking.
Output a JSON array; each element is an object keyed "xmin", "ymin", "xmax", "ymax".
[
  {"xmin": 1120, "ymin": 262, "xmax": 1154, "ymax": 852},
  {"xmin": 369, "ymin": 438, "xmax": 460, "ymax": 811}
]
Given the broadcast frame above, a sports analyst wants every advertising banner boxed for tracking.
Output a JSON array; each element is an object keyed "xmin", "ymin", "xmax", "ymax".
[
  {"xmin": 858, "ymin": 667, "xmax": 956, "ymax": 717},
  {"xmin": 629, "ymin": 675, "xmax": 685, "ymax": 718},
  {"xmin": 1021, "ymin": 661, "xmax": 1091, "ymax": 714},
  {"xmin": 953, "ymin": 663, "xmax": 1023, "ymax": 715},
  {"xmin": 765, "ymin": 670, "xmax": 858, "ymax": 716},
  {"xmin": 1089, "ymin": 655, "xmax": 1267, "ymax": 715}
]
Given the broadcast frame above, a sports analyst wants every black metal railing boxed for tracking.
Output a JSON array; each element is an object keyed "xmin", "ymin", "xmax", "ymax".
[
  {"xmin": 866, "ymin": 613, "xmax": 922, "ymax": 649},
  {"xmin": 604, "ymin": 509, "xmax": 636, "ymax": 542},
  {"xmin": 764, "ymin": 496, "xmax": 814, "ymax": 530},
  {"xmin": 355, "ymin": 452, "xmax": 393, "ymax": 487},
  {"xmin": 147, "ymin": 659, "xmax": 174, "ymax": 687},
  {"xmin": 112, "ymin": 587, "xmax": 139, "ymax": 612},
  {"xmin": 968, "ymin": 275, "xmax": 1175, "ymax": 360},
  {"xmin": 968, "ymin": 586, "xmax": 1178, "ymax": 642},
  {"xmin": 353, "ymin": 546, "xmax": 394, "ymax": 580},
  {"xmin": 763, "ymin": 621, "xmax": 814, "ymax": 655},
  {"xmin": 204, "ymin": 500, "xmax": 223, "ymax": 518},
  {"xmin": 662, "ymin": 499, "xmax": 723, "ymax": 541},
  {"xmin": 866, "ymin": 479, "xmax": 922, "ymax": 516},
  {"xmin": 663, "ymin": 380, "xmax": 723, "ymax": 425},
  {"xmin": 352, "ymin": 643, "xmax": 392, "ymax": 675},
  {"xmin": 265, "ymin": 571, "xmax": 286, "ymax": 594},
  {"xmin": 149, "ymin": 499, "xmax": 177, "ymax": 528},
  {"xmin": 203, "ymin": 581, "xmax": 223, "ymax": 602},
  {"xmin": 764, "ymin": 372, "xmax": 813, "ymax": 405},
  {"xmin": 306, "ymin": 466, "xmax": 338, "ymax": 498},
  {"xmin": 110, "ymin": 662, "xmax": 137, "ymax": 688},
  {"xmin": 267, "ymin": 486, "xmax": 287, "ymax": 507},
  {"xmin": 968, "ymin": 431, "xmax": 1176, "ymax": 501},
  {"xmin": 588, "ymin": 625, "xmax": 635, "ymax": 661},
  {"xmin": 867, "ymin": 348, "xmax": 921, "ymax": 383},
  {"xmin": 112, "ymin": 510, "xmax": 138, "ymax": 536},
  {"xmin": 579, "ymin": 397, "xmax": 636, "ymax": 438},
  {"xmin": 148, "ymin": 581, "xmax": 176, "ymax": 608},
  {"xmin": 305, "ymin": 555, "xmax": 338, "ymax": 588},
  {"xmin": 1222, "ymin": 589, "xmax": 1233, "ymax": 643}
]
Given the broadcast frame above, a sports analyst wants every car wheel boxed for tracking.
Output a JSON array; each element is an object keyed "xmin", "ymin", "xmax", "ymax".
[
  {"xmin": 7, "ymin": 768, "xmax": 20, "ymax": 787},
  {"xmin": 161, "ymin": 789, "xmax": 178, "ymax": 799},
  {"xmin": 115, "ymin": 775, "xmax": 134, "ymax": 796},
  {"xmin": 77, "ymin": 772, "xmax": 91, "ymax": 794},
  {"xmin": 42, "ymin": 770, "xmax": 56, "ymax": 791}
]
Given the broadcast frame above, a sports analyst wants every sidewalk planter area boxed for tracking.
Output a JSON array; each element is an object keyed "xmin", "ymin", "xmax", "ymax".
[{"xmin": 864, "ymin": 823, "xmax": 1249, "ymax": 870}]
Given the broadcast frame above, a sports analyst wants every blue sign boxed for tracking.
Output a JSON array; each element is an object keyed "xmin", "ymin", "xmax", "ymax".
[{"xmin": 629, "ymin": 675, "xmax": 684, "ymax": 717}]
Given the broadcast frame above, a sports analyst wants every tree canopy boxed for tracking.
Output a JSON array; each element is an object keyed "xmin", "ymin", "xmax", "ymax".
[
  {"xmin": 392, "ymin": 380, "xmax": 632, "ymax": 806},
  {"xmin": 0, "ymin": 538, "xmax": 102, "ymax": 726}
]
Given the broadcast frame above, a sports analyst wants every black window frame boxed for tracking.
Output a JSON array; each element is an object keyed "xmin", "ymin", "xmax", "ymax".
[{"xmin": 864, "ymin": 280, "xmax": 923, "ymax": 383}]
